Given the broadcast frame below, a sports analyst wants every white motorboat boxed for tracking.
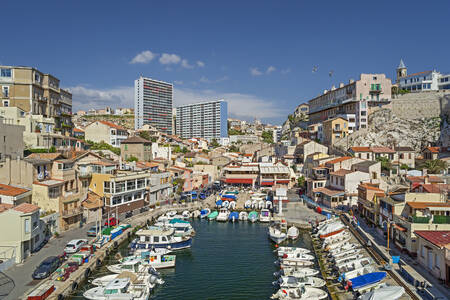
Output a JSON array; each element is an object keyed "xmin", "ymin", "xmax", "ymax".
[
  {"xmin": 315, "ymin": 218, "xmax": 340, "ymax": 231},
  {"xmin": 316, "ymin": 222, "xmax": 345, "ymax": 238},
  {"xmin": 265, "ymin": 200, "xmax": 273, "ymax": 209},
  {"xmin": 336, "ymin": 257, "xmax": 374, "ymax": 273},
  {"xmin": 270, "ymin": 286, "xmax": 328, "ymax": 299},
  {"xmin": 200, "ymin": 208, "xmax": 211, "ymax": 219},
  {"xmin": 192, "ymin": 210, "xmax": 201, "ymax": 218},
  {"xmin": 259, "ymin": 209, "xmax": 271, "ymax": 222},
  {"xmin": 335, "ymin": 254, "xmax": 367, "ymax": 266},
  {"xmin": 322, "ymin": 231, "xmax": 350, "ymax": 245},
  {"xmin": 269, "ymin": 225, "xmax": 287, "ymax": 244},
  {"xmin": 239, "ymin": 211, "xmax": 248, "ymax": 221},
  {"xmin": 287, "ymin": 226, "xmax": 299, "ymax": 240},
  {"xmin": 244, "ymin": 200, "xmax": 252, "ymax": 209},
  {"xmin": 83, "ymin": 277, "xmax": 150, "ymax": 300},
  {"xmin": 274, "ymin": 267, "xmax": 319, "ymax": 278},
  {"xmin": 258, "ymin": 200, "xmax": 265, "ymax": 210},
  {"xmin": 329, "ymin": 248, "xmax": 362, "ymax": 260},
  {"xmin": 276, "ymin": 247, "xmax": 310, "ymax": 257},
  {"xmin": 279, "ymin": 252, "xmax": 314, "ymax": 262},
  {"xmin": 341, "ymin": 265, "xmax": 375, "ymax": 281},
  {"xmin": 107, "ymin": 259, "xmax": 147, "ymax": 274},
  {"xmin": 274, "ymin": 276, "xmax": 326, "ymax": 288},
  {"xmin": 328, "ymin": 243, "xmax": 358, "ymax": 256},
  {"xmin": 167, "ymin": 211, "xmax": 177, "ymax": 218},
  {"xmin": 222, "ymin": 200, "xmax": 229, "ymax": 208},
  {"xmin": 181, "ymin": 210, "xmax": 190, "ymax": 219},
  {"xmin": 323, "ymin": 236, "xmax": 352, "ymax": 251},
  {"xmin": 251, "ymin": 200, "xmax": 258, "ymax": 209},
  {"xmin": 358, "ymin": 285, "xmax": 405, "ymax": 300},
  {"xmin": 92, "ymin": 270, "xmax": 164, "ymax": 287},
  {"xmin": 277, "ymin": 259, "xmax": 314, "ymax": 268},
  {"xmin": 216, "ymin": 208, "xmax": 230, "ymax": 222},
  {"xmin": 228, "ymin": 201, "xmax": 236, "ymax": 210},
  {"xmin": 130, "ymin": 227, "xmax": 192, "ymax": 251},
  {"xmin": 120, "ymin": 251, "xmax": 176, "ymax": 269}
]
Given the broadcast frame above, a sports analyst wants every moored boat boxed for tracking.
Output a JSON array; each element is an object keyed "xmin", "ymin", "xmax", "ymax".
[
  {"xmin": 200, "ymin": 208, "xmax": 210, "ymax": 219},
  {"xmin": 130, "ymin": 227, "xmax": 192, "ymax": 251},
  {"xmin": 276, "ymin": 247, "xmax": 311, "ymax": 257},
  {"xmin": 270, "ymin": 286, "xmax": 328, "ymax": 299},
  {"xmin": 348, "ymin": 272, "xmax": 387, "ymax": 290},
  {"xmin": 91, "ymin": 270, "xmax": 163, "ymax": 287},
  {"xmin": 274, "ymin": 276, "xmax": 326, "ymax": 288},
  {"xmin": 279, "ymin": 252, "xmax": 314, "ymax": 261},
  {"xmin": 244, "ymin": 200, "xmax": 252, "ymax": 209},
  {"xmin": 228, "ymin": 211, "xmax": 239, "ymax": 222},
  {"xmin": 273, "ymin": 267, "xmax": 319, "ymax": 278},
  {"xmin": 259, "ymin": 209, "xmax": 271, "ymax": 222},
  {"xmin": 358, "ymin": 285, "xmax": 405, "ymax": 300},
  {"xmin": 207, "ymin": 210, "xmax": 218, "ymax": 220},
  {"xmin": 216, "ymin": 208, "xmax": 230, "ymax": 222},
  {"xmin": 83, "ymin": 277, "xmax": 150, "ymax": 300},
  {"xmin": 287, "ymin": 226, "xmax": 299, "ymax": 240},
  {"xmin": 248, "ymin": 211, "xmax": 258, "ymax": 223},
  {"xmin": 277, "ymin": 259, "xmax": 314, "ymax": 268},
  {"xmin": 239, "ymin": 211, "xmax": 248, "ymax": 221}
]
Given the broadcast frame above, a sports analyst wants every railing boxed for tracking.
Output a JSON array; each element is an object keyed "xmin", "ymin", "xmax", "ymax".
[
  {"xmin": 61, "ymin": 207, "xmax": 83, "ymax": 217},
  {"xmin": 411, "ymin": 215, "xmax": 430, "ymax": 224},
  {"xmin": 433, "ymin": 215, "xmax": 450, "ymax": 224}
]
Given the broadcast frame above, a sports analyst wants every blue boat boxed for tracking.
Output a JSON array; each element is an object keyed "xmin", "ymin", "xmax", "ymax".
[
  {"xmin": 200, "ymin": 209, "xmax": 210, "ymax": 219},
  {"xmin": 216, "ymin": 200, "xmax": 223, "ymax": 207},
  {"xmin": 129, "ymin": 227, "xmax": 192, "ymax": 251},
  {"xmin": 200, "ymin": 192, "xmax": 206, "ymax": 199},
  {"xmin": 221, "ymin": 194, "xmax": 236, "ymax": 200},
  {"xmin": 349, "ymin": 272, "xmax": 386, "ymax": 290},
  {"xmin": 228, "ymin": 212, "xmax": 239, "ymax": 222},
  {"xmin": 191, "ymin": 191, "xmax": 198, "ymax": 200}
]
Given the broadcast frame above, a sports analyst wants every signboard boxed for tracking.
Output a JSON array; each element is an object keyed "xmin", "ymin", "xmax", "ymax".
[{"xmin": 275, "ymin": 188, "xmax": 287, "ymax": 197}]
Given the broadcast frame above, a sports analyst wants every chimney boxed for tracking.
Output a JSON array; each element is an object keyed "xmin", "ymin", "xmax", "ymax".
[
  {"xmin": 339, "ymin": 82, "xmax": 344, "ymax": 88},
  {"xmin": 331, "ymin": 85, "xmax": 336, "ymax": 91},
  {"xmin": 349, "ymin": 79, "xmax": 355, "ymax": 84},
  {"xmin": 424, "ymin": 175, "xmax": 429, "ymax": 184}
]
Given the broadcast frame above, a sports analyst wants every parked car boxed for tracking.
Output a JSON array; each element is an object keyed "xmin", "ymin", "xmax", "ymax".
[
  {"xmin": 86, "ymin": 225, "xmax": 105, "ymax": 237},
  {"xmin": 32, "ymin": 256, "xmax": 61, "ymax": 279},
  {"xmin": 104, "ymin": 217, "xmax": 118, "ymax": 227},
  {"xmin": 64, "ymin": 239, "xmax": 87, "ymax": 254},
  {"xmin": 125, "ymin": 211, "xmax": 133, "ymax": 218}
]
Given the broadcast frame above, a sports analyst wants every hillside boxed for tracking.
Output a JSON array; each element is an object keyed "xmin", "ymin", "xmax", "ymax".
[{"xmin": 73, "ymin": 114, "xmax": 135, "ymax": 130}]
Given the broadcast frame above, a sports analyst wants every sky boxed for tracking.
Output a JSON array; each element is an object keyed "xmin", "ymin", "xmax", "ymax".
[{"xmin": 1, "ymin": 0, "xmax": 449, "ymax": 124}]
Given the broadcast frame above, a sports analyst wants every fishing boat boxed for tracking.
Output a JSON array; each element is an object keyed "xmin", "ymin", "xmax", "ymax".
[
  {"xmin": 259, "ymin": 209, "xmax": 271, "ymax": 222},
  {"xmin": 328, "ymin": 243, "xmax": 358, "ymax": 256},
  {"xmin": 276, "ymin": 247, "xmax": 310, "ymax": 257},
  {"xmin": 228, "ymin": 201, "xmax": 236, "ymax": 210},
  {"xmin": 337, "ymin": 257, "xmax": 374, "ymax": 273},
  {"xmin": 270, "ymin": 286, "xmax": 328, "ymax": 299},
  {"xmin": 216, "ymin": 208, "xmax": 230, "ymax": 222},
  {"xmin": 130, "ymin": 227, "xmax": 192, "ymax": 251},
  {"xmin": 92, "ymin": 270, "xmax": 163, "ymax": 287},
  {"xmin": 277, "ymin": 259, "xmax": 314, "ymax": 268},
  {"xmin": 348, "ymin": 272, "xmax": 387, "ymax": 290},
  {"xmin": 358, "ymin": 285, "xmax": 405, "ymax": 300},
  {"xmin": 83, "ymin": 277, "xmax": 150, "ymax": 300},
  {"xmin": 268, "ymin": 218, "xmax": 288, "ymax": 244},
  {"xmin": 200, "ymin": 208, "xmax": 210, "ymax": 219},
  {"xmin": 335, "ymin": 254, "xmax": 367, "ymax": 266},
  {"xmin": 274, "ymin": 276, "xmax": 326, "ymax": 288},
  {"xmin": 322, "ymin": 231, "xmax": 350, "ymax": 245},
  {"xmin": 287, "ymin": 226, "xmax": 299, "ymax": 240},
  {"xmin": 248, "ymin": 211, "xmax": 259, "ymax": 223},
  {"xmin": 207, "ymin": 210, "xmax": 218, "ymax": 221},
  {"xmin": 244, "ymin": 200, "xmax": 252, "ymax": 209},
  {"xmin": 228, "ymin": 211, "xmax": 239, "ymax": 222},
  {"xmin": 273, "ymin": 267, "xmax": 319, "ymax": 278},
  {"xmin": 329, "ymin": 248, "xmax": 362, "ymax": 261},
  {"xmin": 324, "ymin": 236, "xmax": 352, "ymax": 251},
  {"xmin": 107, "ymin": 258, "xmax": 147, "ymax": 274},
  {"xmin": 168, "ymin": 219, "xmax": 195, "ymax": 237},
  {"xmin": 279, "ymin": 252, "xmax": 314, "ymax": 261},
  {"xmin": 239, "ymin": 211, "xmax": 248, "ymax": 221}
]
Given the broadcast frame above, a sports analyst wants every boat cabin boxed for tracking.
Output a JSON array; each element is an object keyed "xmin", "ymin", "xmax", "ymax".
[{"xmin": 103, "ymin": 278, "xmax": 130, "ymax": 296}]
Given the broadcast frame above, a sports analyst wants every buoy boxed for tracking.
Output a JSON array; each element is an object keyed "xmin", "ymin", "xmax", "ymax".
[{"xmin": 275, "ymin": 244, "xmax": 278, "ymax": 248}]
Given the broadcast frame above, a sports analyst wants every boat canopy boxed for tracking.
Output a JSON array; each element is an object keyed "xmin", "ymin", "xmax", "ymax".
[
  {"xmin": 169, "ymin": 218, "xmax": 190, "ymax": 224},
  {"xmin": 349, "ymin": 272, "xmax": 386, "ymax": 289},
  {"xmin": 216, "ymin": 200, "xmax": 223, "ymax": 206},
  {"xmin": 222, "ymin": 194, "xmax": 236, "ymax": 200}
]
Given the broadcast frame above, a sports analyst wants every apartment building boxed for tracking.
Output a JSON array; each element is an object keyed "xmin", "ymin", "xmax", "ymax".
[
  {"xmin": 0, "ymin": 117, "xmax": 24, "ymax": 161},
  {"xmin": 308, "ymin": 74, "xmax": 392, "ymax": 131},
  {"xmin": 322, "ymin": 117, "xmax": 348, "ymax": 145},
  {"xmin": 135, "ymin": 76, "xmax": 173, "ymax": 134},
  {"xmin": 0, "ymin": 65, "xmax": 72, "ymax": 134},
  {"xmin": 120, "ymin": 136, "xmax": 152, "ymax": 162},
  {"xmin": 85, "ymin": 121, "xmax": 129, "ymax": 147},
  {"xmin": 328, "ymin": 169, "xmax": 370, "ymax": 207},
  {"xmin": 294, "ymin": 140, "xmax": 328, "ymax": 163},
  {"xmin": 176, "ymin": 100, "xmax": 228, "ymax": 141},
  {"xmin": 396, "ymin": 59, "xmax": 450, "ymax": 91}
]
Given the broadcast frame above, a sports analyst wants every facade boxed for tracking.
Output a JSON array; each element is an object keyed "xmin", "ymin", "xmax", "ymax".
[
  {"xmin": 0, "ymin": 118, "xmax": 24, "ymax": 161},
  {"xmin": 134, "ymin": 76, "xmax": 173, "ymax": 134},
  {"xmin": 396, "ymin": 59, "xmax": 450, "ymax": 91},
  {"xmin": 308, "ymin": 74, "xmax": 392, "ymax": 131},
  {"xmin": 0, "ymin": 65, "xmax": 72, "ymax": 134},
  {"xmin": 0, "ymin": 203, "xmax": 45, "ymax": 263},
  {"xmin": 329, "ymin": 170, "xmax": 371, "ymax": 206},
  {"xmin": 394, "ymin": 146, "xmax": 416, "ymax": 168},
  {"xmin": 85, "ymin": 121, "xmax": 129, "ymax": 147},
  {"xmin": 294, "ymin": 140, "xmax": 328, "ymax": 163},
  {"xmin": 120, "ymin": 136, "xmax": 152, "ymax": 162},
  {"xmin": 322, "ymin": 117, "xmax": 348, "ymax": 145},
  {"xmin": 176, "ymin": 100, "xmax": 228, "ymax": 141}
]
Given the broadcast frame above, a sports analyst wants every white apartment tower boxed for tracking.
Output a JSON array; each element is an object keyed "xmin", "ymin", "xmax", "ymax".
[
  {"xmin": 176, "ymin": 100, "xmax": 228, "ymax": 141},
  {"xmin": 134, "ymin": 76, "xmax": 173, "ymax": 134}
]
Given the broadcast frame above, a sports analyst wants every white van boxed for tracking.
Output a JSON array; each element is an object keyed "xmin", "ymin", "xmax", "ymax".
[{"xmin": 64, "ymin": 239, "xmax": 87, "ymax": 254}]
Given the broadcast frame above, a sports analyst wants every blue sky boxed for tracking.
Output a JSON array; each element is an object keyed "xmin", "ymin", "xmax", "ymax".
[{"xmin": 2, "ymin": 0, "xmax": 449, "ymax": 124}]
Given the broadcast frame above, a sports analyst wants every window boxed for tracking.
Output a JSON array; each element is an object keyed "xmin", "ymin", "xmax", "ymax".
[
  {"xmin": 112, "ymin": 196, "xmax": 122, "ymax": 205},
  {"xmin": 104, "ymin": 181, "xmax": 111, "ymax": 193},
  {"xmin": 361, "ymin": 111, "xmax": 366, "ymax": 116},
  {"xmin": 82, "ymin": 180, "xmax": 88, "ymax": 188},
  {"xmin": 34, "ymin": 73, "xmax": 41, "ymax": 83},
  {"xmin": 2, "ymin": 86, "xmax": 9, "ymax": 98},
  {"xmin": 124, "ymin": 195, "xmax": 132, "ymax": 202},
  {"xmin": 49, "ymin": 187, "xmax": 60, "ymax": 198},
  {"xmin": 435, "ymin": 253, "xmax": 440, "ymax": 268},
  {"xmin": 25, "ymin": 219, "xmax": 30, "ymax": 233},
  {"xmin": 340, "ymin": 178, "xmax": 344, "ymax": 186},
  {"xmin": 2, "ymin": 100, "xmax": 9, "ymax": 107},
  {"xmin": 0, "ymin": 68, "xmax": 11, "ymax": 78},
  {"xmin": 124, "ymin": 145, "xmax": 128, "ymax": 150}
]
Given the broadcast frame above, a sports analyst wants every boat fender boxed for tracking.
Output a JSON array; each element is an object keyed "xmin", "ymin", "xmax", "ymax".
[
  {"xmin": 167, "ymin": 245, "xmax": 172, "ymax": 250},
  {"xmin": 84, "ymin": 268, "xmax": 91, "ymax": 278},
  {"xmin": 71, "ymin": 282, "xmax": 78, "ymax": 291},
  {"xmin": 114, "ymin": 241, "xmax": 118, "ymax": 248},
  {"xmin": 58, "ymin": 294, "xmax": 64, "ymax": 300}
]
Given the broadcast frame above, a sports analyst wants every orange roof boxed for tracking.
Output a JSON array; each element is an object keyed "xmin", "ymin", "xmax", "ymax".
[
  {"xmin": 13, "ymin": 203, "xmax": 40, "ymax": 214},
  {"xmin": 26, "ymin": 153, "xmax": 62, "ymax": 160},
  {"xmin": 370, "ymin": 146, "xmax": 395, "ymax": 153},
  {"xmin": 136, "ymin": 162, "xmax": 159, "ymax": 168},
  {"xmin": 329, "ymin": 169, "xmax": 353, "ymax": 176},
  {"xmin": 244, "ymin": 154, "xmax": 253, "ymax": 157},
  {"xmin": 325, "ymin": 156, "xmax": 352, "ymax": 164},
  {"xmin": 91, "ymin": 160, "xmax": 117, "ymax": 166},
  {"xmin": 407, "ymin": 175, "xmax": 444, "ymax": 183},
  {"xmin": 0, "ymin": 204, "xmax": 13, "ymax": 213},
  {"xmin": 426, "ymin": 147, "xmax": 440, "ymax": 153},
  {"xmin": 407, "ymin": 202, "xmax": 450, "ymax": 209},
  {"xmin": 73, "ymin": 128, "xmax": 84, "ymax": 133},
  {"xmin": 312, "ymin": 187, "xmax": 345, "ymax": 196},
  {"xmin": 97, "ymin": 120, "xmax": 126, "ymax": 130},
  {"xmin": 350, "ymin": 147, "xmax": 371, "ymax": 152},
  {"xmin": 0, "ymin": 184, "xmax": 30, "ymax": 196},
  {"xmin": 359, "ymin": 184, "xmax": 384, "ymax": 192}
]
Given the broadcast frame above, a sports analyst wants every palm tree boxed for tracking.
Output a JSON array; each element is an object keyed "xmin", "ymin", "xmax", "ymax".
[{"xmin": 423, "ymin": 159, "xmax": 448, "ymax": 174}]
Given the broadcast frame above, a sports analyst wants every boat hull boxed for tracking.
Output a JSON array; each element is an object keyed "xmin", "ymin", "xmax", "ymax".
[
  {"xmin": 319, "ymin": 227, "xmax": 345, "ymax": 239},
  {"xmin": 131, "ymin": 238, "xmax": 192, "ymax": 251}
]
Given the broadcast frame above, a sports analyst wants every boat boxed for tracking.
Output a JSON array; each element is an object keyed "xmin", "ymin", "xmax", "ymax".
[
  {"xmin": 337, "ymin": 257, "xmax": 374, "ymax": 273},
  {"xmin": 216, "ymin": 200, "xmax": 223, "ymax": 207},
  {"xmin": 277, "ymin": 259, "xmax": 314, "ymax": 268},
  {"xmin": 181, "ymin": 210, "xmax": 190, "ymax": 219},
  {"xmin": 270, "ymin": 286, "xmax": 328, "ymax": 299},
  {"xmin": 268, "ymin": 218, "xmax": 288, "ymax": 244},
  {"xmin": 335, "ymin": 254, "xmax": 367, "ymax": 266},
  {"xmin": 274, "ymin": 276, "xmax": 326, "ymax": 288},
  {"xmin": 244, "ymin": 200, "xmax": 252, "ymax": 209},
  {"xmin": 276, "ymin": 247, "xmax": 310, "ymax": 257},
  {"xmin": 225, "ymin": 190, "xmax": 239, "ymax": 195},
  {"xmin": 287, "ymin": 226, "xmax": 299, "ymax": 240},
  {"xmin": 207, "ymin": 210, "xmax": 218, "ymax": 221},
  {"xmin": 322, "ymin": 231, "xmax": 351, "ymax": 245},
  {"xmin": 251, "ymin": 200, "xmax": 257, "ymax": 209},
  {"xmin": 348, "ymin": 272, "xmax": 387, "ymax": 290},
  {"xmin": 259, "ymin": 209, "xmax": 271, "ymax": 222},
  {"xmin": 83, "ymin": 277, "xmax": 150, "ymax": 300},
  {"xmin": 274, "ymin": 267, "xmax": 319, "ymax": 278},
  {"xmin": 228, "ymin": 211, "xmax": 239, "ymax": 222},
  {"xmin": 279, "ymin": 252, "xmax": 314, "ymax": 261},
  {"xmin": 107, "ymin": 258, "xmax": 147, "ymax": 274},
  {"xmin": 358, "ymin": 285, "xmax": 405, "ymax": 300},
  {"xmin": 258, "ymin": 200, "xmax": 265, "ymax": 210},
  {"xmin": 317, "ymin": 222, "xmax": 346, "ymax": 238},
  {"xmin": 192, "ymin": 210, "xmax": 200, "ymax": 218},
  {"xmin": 248, "ymin": 211, "xmax": 258, "ymax": 223},
  {"xmin": 324, "ymin": 236, "xmax": 352, "ymax": 251},
  {"xmin": 328, "ymin": 243, "xmax": 358, "ymax": 256},
  {"xmin": 222, "ymin": 200, "xmax": 229, "ymax": 208},
  {"xmin": 228, "ymin": 201, "xmax": 236, "ymax": 210},
  {"xmin": 222, "ymin": 194, "xmax": 236, "ymax": 200},
  {"xmin": 239, "ymin": 211, "xmax": 248, "ymax": 221},
  {"xmin": 168, "ymin": 219, "xmax": 195, "ymax": 237},
  {"xmin": 200, "ymin": 208, "xmax": 210, "ymax": 219},
  {"xmin": 340, "ymin": 266, "xmax": 375, "ymax": 281},
  {"xmin": 91, "ymin": 270, "xmax": 164, "ymax": 287},
  {"xmin": 130, "ymin": 227, "xmax": 192, "ymax": 251},
  {"xmin": 216, "ymin": 208, "xmax": 230, "ymax": 222},
  {"xmin": 329, "ymin": 248, "xmax": 362, "ymax": 261},
  {"xmin": 265, "ymin": 200, "xmax": 273, "ymax": 209}
]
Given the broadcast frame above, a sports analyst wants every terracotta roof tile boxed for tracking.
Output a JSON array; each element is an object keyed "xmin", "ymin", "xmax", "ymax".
[
  {"xmin": 325, "ymin": 156, "xmax": 352, "ymax": 164},
  {"xmin": 426, "ymin": 147, "xmax": 440, "ymax": 153},
  {"xmin": 13, "ymin": 203, "xmax": 40, "ymax": 214},
  {"xmin": 0, "ymin": 204, "xmax": 13, "ymax": 213},
  {"xmin": 407, "ymin": 202, "xmax": 450, "ymax": 209},
  {"xmin": 359, "ymin": 184, "xmax": 384, "ymax": 192},
  {"xmin": 96, "ymin": 121, "xmax": 126, "ymax": 130},
  {"xmin": 0, "ymin": 184, "xmax": 30, "ymax": 196},
  {"xmin": 312, "ymin": 187, "xmax": 345, "ymax": 196},
  {"xmin": 121, "ymin": 136, "xmax": 151, "ymax": 144},
  {"xmin": 26, "ymin": 153, "xmax": 62, "ymax": 160},
  {"xmin": 73, "ymin": 128, "xmax": 84, "ymax": 133},
  {"xmin": 370, "ymin": 146, "xmax": 395, "ymax": 153},
  {"xmin": 414, "ymin": 231, "xmax": 450, "ymax": 248},
  {"xmin": 350, "ymin": 147, "xmax": 371, "ymax": 152},
  {"xmin": 329, "ymin": 169, "xmax": 353, "ymax": 176}
]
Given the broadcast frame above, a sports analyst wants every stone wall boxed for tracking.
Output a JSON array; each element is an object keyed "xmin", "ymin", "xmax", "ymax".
[{"xmin": 392, "ymin": 91, "xmax": 450, "ymax": 120}]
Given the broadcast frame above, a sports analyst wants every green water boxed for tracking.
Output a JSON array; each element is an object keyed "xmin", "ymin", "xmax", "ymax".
[{"xmin": 76, "ymin": 219, "xmax": 315, "ymax": 300}]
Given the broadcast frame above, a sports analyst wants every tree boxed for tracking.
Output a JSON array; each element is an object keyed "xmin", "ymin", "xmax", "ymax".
[
  {"xmin": 138, "ymin": 131, "xmax": 150, "ymax": 140},
  {"xmin": 173, "ymin": 178, "xmax": 185, "ymax": 194},
  {"xmin": 422, "ymin": 159, "xmax": 448, "ymax": 174},
  {"xmin": 210, "ymin": 139, "xmax": 220, "ymax": 148},
  {"xmin": 228, "ymin": 128, "xmax": 244, "ymax": 135},
  {"xmin": 400, "ymin": 164, "xmax": 410, "ymax": 170},
  {"xmin": 181, "ymin": 147, "xmax": 189, "ymax": 154},
  {"xmin": 297, "ymin": 176, "xmax": 305, "ymax": 188},
  {"xmin": 202, "ymin": 149, "xmax": 209, "ymax": 154},
  {"xmin": 261, "ymin": 130, "xmax": 274, "ymax": 144},
  {"xmin": 172, "ymin": 145, "xmax": 182, "ymax": 153},
  {"xmin": 292, "ymin": 164, "xmax": 297, "ymax": 172},
  {"xmin": 126, "ymin": 156, "xmax": 138, "ymax": 162},
  {"xmin": 376, "ymin": 156, "xmax": 392, "ymax": 172},
  {"xmin": 229, "ymin": 145, "xmax": 239, "ymax": 152},
  {"xmin": 87, "ymin": 140, "xmax": 121, "ymax": 155}
]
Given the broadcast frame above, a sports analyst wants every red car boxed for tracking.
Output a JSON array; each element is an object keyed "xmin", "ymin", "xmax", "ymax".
[{"xmin": 104, "ymin": 217, "xmax": 118, "ymax": 226}]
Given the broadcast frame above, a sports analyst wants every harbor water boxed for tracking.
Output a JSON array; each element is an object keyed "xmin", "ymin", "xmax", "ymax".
[{"xmin": 74, "ymin": 219, "xmax": 314, "ymax": 300}]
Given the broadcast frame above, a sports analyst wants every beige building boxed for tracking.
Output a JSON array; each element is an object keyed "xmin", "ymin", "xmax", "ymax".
[
  {"xmin": 0, "ymin": 118, "xmax": 24, "ymax": 161},
  {"xmin": 294, "ymin": 140, "xmax": 328, "ymax": 163},
  {"xmin": 0, "ymin": 65, "xmax": 73, "ymax": 135},
  {"xmin": 0, "ymin": 203, "xmax": 45, "ymax": 263},
  {"xmin": 0, "ymin": 183, "xmax": 31, "ymax": 206},
  {"xmin": 120, "ymin": 136, "xmax": 152, "ymax": 162},
  {"xmin": 85, "ymin": 121, "xmax": 129, "ymax": 147},
  {"xmin": 322, "ymin": 117, "xmax": 348, "ymax": 145}
]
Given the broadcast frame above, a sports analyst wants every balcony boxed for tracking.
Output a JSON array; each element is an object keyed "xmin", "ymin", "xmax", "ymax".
[
  {"xmin": 78, "ymin": 170, "xmax": 92, "ymax": 179},
  {"xmin": 410, "ymin": 215, "xmax": 430, "ymax": 224},
  {"xmin": 61, "ymin": 207, "xmax": 83, "ymax": 218},
  {"xmin": 432, "ymin": 215, "xmax": 450, "ymax": 224}
]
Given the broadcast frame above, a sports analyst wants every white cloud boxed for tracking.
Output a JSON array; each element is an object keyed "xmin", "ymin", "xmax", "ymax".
[
  {"xmin": 159, "ymin": 53, "xmax": 181, "ymax": 65},
  {"xmin": 199, "ymin": 76, "xmax": 228, "ymax": 84},
  {"xmin": 196, "ymin": 61, "xmax": 205, "ymax": 67},
  {"xmin": 174, "ymin": 80, "xmax": 184, "ymax": 85},
  {"xmin": 266, "ymin": 66, "xmax": 276, "ymax": 74},
  {"xmin": 68, "ymin": 86, "xmax": 134, "ymax": 111},
  {"xmin": 281, "ymin": 68, "xmax": 291, "ymax": 74},
  {"xmin": 181, "ymin": 59, "xmax": 194, "ymax": 69},
  {"xmin": 250, "ymin": 67, "xmax": 263, "ymax": 76},
  {"xmin": 130, "ymin": 50, "xmax": 156, "ymax": 64}
]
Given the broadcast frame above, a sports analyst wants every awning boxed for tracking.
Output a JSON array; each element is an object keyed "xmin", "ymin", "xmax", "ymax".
[
  {"xmin": 393, "ymin": 223, "xmax": 407, "ymax": 232},
  {"xmin": 276, "ymin": 180, "xmax": 290, "ymax": 184},
  {"xmin": 261, "ymin": 181, "xmax": 274, "ymax": 186},
  {"xmin": 225, "ymin": 178, "xmax": 253, "ymax": 184}
]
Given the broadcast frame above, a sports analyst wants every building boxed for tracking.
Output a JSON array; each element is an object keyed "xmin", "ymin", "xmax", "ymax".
[
  {"xmin": 414, "ymin": 231, "xmax": 450, "ymax": 286},
  {"xmin": 348, "ymin": 146, "xmax": 396, "ymax": 161},
  {"xmin": 272, "ymin": 126, "xmax": 283, "ymax": 143},
  {"xmin": 222, "ymin": 163, "xmax": 259, "ymax": 187},
  {"xmin": 259, "ymin": 163, "xmax": 294, "ymax": 188},
  {"xmin": 0, "ymin": 65, "xmax": 73, "ymax": 135},
  {"xmin": 396, "ymin": 59, "xmax": 450, "ymax": 91},
  {"xmin": 0, "ymin": 118, "xmax": 24, "ymax": 161},
  {"xmin": 134, "ymin": 76, "xmax": 173, "ymax": 134},
  {"xmin": 357, "ymin": 184, "xmax": 386, "ymax": 225},
  {"xmin": 294, "ymin": 140, "xmax": 328, "ymax": 163},
  {"xmin": 322, "ymin": 117, "xmax": 348, "ymax": 145},
  {"xmin": 176, "ymin": 100, "xmax": 228, "ymax": 141},
  {"xmin": 229, "ymin": 135, "xmax": 259, "ymax": 144},
  {"xmin": 120, "ymin": 136, "xmax": 152, "ymax": 162},
  {"xmin": 328, "ymin": 169, "xmax": 371, "ymax": 207},
  {"xmin": 394, "ymin": 146, "xmax": 416, "ymax": 169},
  {"xmin": 308, "ymin": 74, "xmax": 392, "ymax": 131},
  {"xmin": 0, "ymin": 183, "xmax": 31, "ymax": 206},
  {"xmin": 85, "ymin": 121, "xmax": 129, "ymax": 147},
  {"xmin": 0, "ymin": 203, "xmax": 45, "ymax": 263}
]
